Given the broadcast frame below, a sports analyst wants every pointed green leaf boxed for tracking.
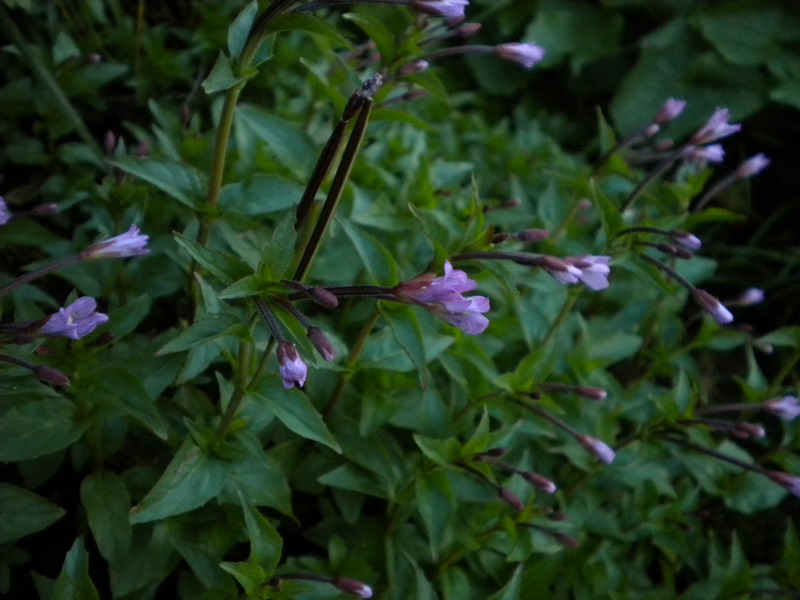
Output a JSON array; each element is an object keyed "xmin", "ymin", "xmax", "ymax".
[
  {"xmin": 157, "ymin": 313, "xmax": 241, "ymax": 355},
  {"xmin": 53, "ymin": 538, "xmax": 99, "ymax": 600},
  {"xmin": 236, "ymin": 104, "xmax": 316, "ymax": 175},
  {"xmin": 338, "ymin": 217, "xmax": 399, "ymax": 284},
  {"xmin": 591, "ymin": 179, "xmax": 624, "ymax": 237},
  {"xmin": 130, "ymin": 439, "xmax": 228, "ymax": 523},
  {"xmin": 268, "ymin": 13, "xmax": 352, "ymax": 48},
  {"xmin": 258, "ymin": 211, "xmax": 296, "ymax": 278},
  {"xmin": 202, "ymin": 51, "xmax": 243, "ymax": 94},
  {"xmin": 251, "ymin": 379, "xmax": 341, "ymax": 453},
  {"xmin": 241, "ymin": 497, "xmax": 283, "ymax": 574},
  {"xmin": 220, "ymin": 562, "xmax": 265, "ymax": 596},
  {"xmin": 80, "ymin": 473, "xmax": 131, "ymax": 562},
  {"xmin": 173, "ymin": 231, "xmax": 251, "ymax": 284},
  {"xmin": 0, "ymin": 398, "xmax": 85, "ymax": 462},
  {"xmin": 382, "ymin": 305, "xmax": 428, "ymax": 387},
  {"xmin": 109, "ymin": 158, "xmax": 206, "ymax": 208},
  {"xmin": 228, "ymin": 0, "xmax": 259, "ymax": 60},
  {"xmin": 0, "ymin": 483, "xmax": 65, "ymax": 543},
  {"xmin": 415, "ymin": 470, "xmax": 455, "ymax": 558}
]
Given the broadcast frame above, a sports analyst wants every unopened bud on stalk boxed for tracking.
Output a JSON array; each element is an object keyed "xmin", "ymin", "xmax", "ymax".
[
  {"xmin": 277, "ymin": 341, "xmax": 307, "ymax": 389},
  {"xmin": 643, "ymin": 123, "xmax": 660, "ymax": 139},
  {"xmin": 576, "ymin": 434, "xmax": 616, "ymax": 464},
  {"xmin": 28, "ymin": 203, "xmax": 59, "ymax": 216},
  {"xmin": 738, "ymin": 288, "xmax": 765, "ymax": 306},
  {"xmin": 693, "ymin": 289, "xmax": 733, "ymax": 324},
  {"xmin": 653, "ymin": 139, "xmax": 675, "ymax": 152},
  {"xmin": 35, "ymin": 366, "xmax": 71, "ymax": 387},
  {"xmin": 333, "ymin": 577, "xmax": 373, "ymax": 598},
  {"xmin": 458, "ymin": 22, "xmax": 482, "ymax": 36},
  {"xmin": 522, "ymin": 472, "xmax": 557, "ymax": 494},
  {"xmin": 671, "ymin": 231, "xmax": 702, "ymax": 251},
  {"xmin": 575, "ymin": 386, "xmax": 608, "ymax": 401},
  {"xmin": 732, "ymin": 422, "xmax": 765, "ymax": 439},
  {"xmin": 766, "ymin": 471, "xmax": 800, "ymax": 497},
  {"xmin": 498, "ymin": 487, "xmax": 525, "ymax": 511},
  {"xmin": 307, "ymin": 327, "xmax": 336, "ymax": 362},
  {"xmin": 491, "ymin": 232, "xmax": 511, "ymax": 244},
  {"xmin": 399, "ymin": 60, "xmax": 430, "ymax": 76},
  {"xmin": 515, "ymin": 228, "xmax": 549, "ymax": 242},
  {"xmin": 104, "ymin": 131, "xmax": 117, "ymax": 155},
  {"xmin": 554, "ymin": 533, "xmax": 581, "ymax": 548},
  {"xmin": 736, "ymin": 153, "xmax": 770, "ymax": 178},
  {"xmin": 653, "ymin": 98, "xmax": 687, "ymax": 125},
  {"xmin": 308, "ymin": 286, "xmax": 339, "ymax": 309},
  {"xmin": 655, "ymin": 243, "xmax": 694, "ymax": 259}
]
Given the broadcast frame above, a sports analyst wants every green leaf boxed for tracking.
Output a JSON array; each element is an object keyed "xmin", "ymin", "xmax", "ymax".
[
  {"xmin": 173, "ymin": 231, "xmax": 251, "ymax": 284},
  {"xmin": 382, "ymin": 305, "xmax": 428, "ymax": 388},
  {"xmin": 80, "ymin": 472, "xmax": 131, "ymax": 562},
  {"xmin": 109, "ymin": 158, "xmax": 206, "ymax": 208},
  {"xmin": 220, "ymin": 562, "xmax": 265, "ymax": 596},
  {"xmin": 223, "ymin": 431, "xmax": 292, "ymax": 515},
  {"xmin": 202, "ymin": 52, "xmax": 243, "ymax": 94},
  {"xmin": 52, "ymin": 538, "xmax": 99, "ymax": 600},
  {"xmin": 0, "ymin": 398, "xmax": 85, "ymax": 462},
  {"xmin": 415, "ymin": 470, "xmax": 455, "ymax": 559},
  {"xmin": 220, "ymin": 174, "xmax": 305, "ymax": 215},
  {"xmin": 218, "ymin": 274, "xmax": 270, "ymax": 300},
  {"xmin": 413, "ymin": 435, "xmax": 460, "ymax": 466},
  {"xmin": 171, "ymin": 539, "xmax": 235, "ymax": 592},
  {"xmin": 259, "ymin": 211, "xmax": 296, "ymax": 278},
  {"xmin": 81, "ymin": 366, "xmax": 169, "ymax": 440},
  {"xmin": 250, "ymin": 380, "xmax": 341, "ymax": 453},
  {"xmin": 757, "ymin": 326, "xmax": 800, "ymax": 349},
  {"xmin": 241, "ymin": 497, "xmax": 283, "ymax": 574},
  {"xmin": 338, "ymin": 217, "xmax": 399, "ymax": 284},
  {"xmin": 130, "ymin": 438, "xmax": 228, "ymax": 523},
  {"xmin": 343, "ymin": 12, "xmax": 396, "ymax": 63},
  {"xmin": 268, "ymin": 13, "xmax": 352, "ymax": 48},
  {"xmin": 591, "ymin": 179, "xmax": 624, "ymax": 238},
  {"xmin": 490, "ymin": 563, "xmax": 524, "ymax": 600},
  {"xmin": 157, "ymin": 313, "xmax": 242, "ymax": 355},
  {"xmin": 0, "ymin": 483, "xmax": 65, "ymax": 543},
  {"xmin": 236, "ymin": 104, "xmax": 316, "ymax": 176},
  {"xmin": 228, "ymin": 0, "xmax": 259, "ymax": 60}
]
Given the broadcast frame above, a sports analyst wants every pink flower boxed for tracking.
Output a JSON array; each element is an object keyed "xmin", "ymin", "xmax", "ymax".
[
  {"xmin": 277, "ymin": 342, "xmax": 307, "ymax": 389},
  {"xmin": 576, "ymin": 434, "xmax": 615, "ymax": 464},
  {"xmin": 736, "ymin": 153, "xmax": 770, "ymax": 178},
  {"xmin": 40, "ymin": 297, "xmax": 109, "ymax": 340},
  {"xmin": 395, "ymin": 261, "xmax": 490, "ymax": 335},
  {"xmin": 763, "ymin": 396, "xmax": 800, "ymax": 421},
  {"xmin": 495, "ymin": 42, "xmax": 546, "ymax": 69},
  {"xmin": 654, "ymin": 98, "xmax": 687, "ymax": 125},
  {"xmin": 412, "ymin": 0, "xmax": 468, "ymax": 18},
  {"xmin": 691, "ymin": 108, "xmax": 741, "ymax": 145},
  {"xmin": 82, "ymin": 224, "xmax": 150, "ymax": 259},
  {"xmin": 693, "ymin": 289, "xmax": 733, "ymax": 324}
]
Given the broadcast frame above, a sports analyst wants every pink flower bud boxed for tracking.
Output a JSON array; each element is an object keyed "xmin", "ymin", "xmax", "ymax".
[
  {"xmin": 35, "ymin": 366, "xmax": 71, "ymax": 387},
  {"xmin": 671, "ymin": 231, "xmax": 702, "ymax": 251},
  {"xmin": 307, "ymin": 327, "xmax": 336, "ymax": 362},
  {"xmin": 495, "ymin": 42, "xmax": 546, "ymax": 69},
  {"xmin": 498, "ymin": 487, "xmax": 525, "ymax": 511},
  {"xmin": 736, "ymin": 153, "xmax": 770, "ymax": 178}
]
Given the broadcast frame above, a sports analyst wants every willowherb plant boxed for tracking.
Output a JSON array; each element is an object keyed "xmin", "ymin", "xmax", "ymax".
[{"xmin": 0, "ymin": 1, "xmax": 798, "ymax": 598}]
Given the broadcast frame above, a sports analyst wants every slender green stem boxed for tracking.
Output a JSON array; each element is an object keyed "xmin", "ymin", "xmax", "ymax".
[
  {"xmin": 0, "ymin": 255, "xmax": 82, "ymax": 298},
  {"xmin": 217, "ymin": 337, "xmax": 254, "ymax": 438},
  {"xmin": 662, "ymin": 434, "xmax": 768, "ymax": 475},
  {"xmin": 620, "ymin": 145, "xmax": 689, "ymax": 212},
  {"xmin": 323, "ymin": 310, "xmax": 380, "ymax": 418},
  {"xmin": 539, "ymin": 288, "xmax": 581, "ymax": 347},
  {"xmin": 767, "ymin": 350, "xmax": 800, "ymax": 397}
]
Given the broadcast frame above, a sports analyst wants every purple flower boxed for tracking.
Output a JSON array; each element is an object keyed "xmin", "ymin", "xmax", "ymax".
[
  {"xmin": 693, "ymin": 289, "xmax": 733, "ymax": 324},
  {"xmin": 688, "ymin": 144, "xmax": 725, "ymax": 165},
  {"xmin": 542, "ymin": 256, "xmax": 611, "ymax": 291},
  {"xmin": 82, "ymin": 225, "xmax": 150, "ymax": 260},
  {"xmin": 495, "ymin": 42, "xmax": 546, "ymax": 69},
  {"xmin": 654, "ymin": 98, "xmax": 687, "ymax": 125},
  {"xmin": 691, "ymin": 108, "xmax": 741, "ymax": 145},
  {"xmin": 738, "ymin": 287, "xmax": 765, "ymax": 306},
  {"xmin": 412, "ymin": 0, "xmax": 468, "ymax": 18},
  {"xmin": 767, "ymin": 471, "xmax": 800, "ymax": 498},
  {"xmin": 395, "ymin": 261, "xmax": 490, "ymax": 335},
  {"xmin": 736, "ymin": 153, "xmax": 770, "ymax": 178},
  {"xmin": 763, "ymin": 396, "xmax": 800, "ymax": 421},
  {"xmin": 277, "ymin": 342, "xmax": 307, "ymax": 389},
  {"xmin": 40, "ymin": 297, "xmax": 109, "ymax": 340},
  {"xmin": 576, "ymin": 434, "xmax": 615, "ymax": 464},
  {"xmin": 0, "ymin": 197, "xmax": 12, "ymax": 225}
]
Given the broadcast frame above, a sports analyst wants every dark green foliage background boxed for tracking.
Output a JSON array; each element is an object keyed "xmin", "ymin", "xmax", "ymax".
[{"xmin": 1, "ymin": 0, "xmax": 799, "ymax": 599}]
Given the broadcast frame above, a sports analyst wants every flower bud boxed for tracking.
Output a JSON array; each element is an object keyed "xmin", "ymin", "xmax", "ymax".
[
  {"xmin": 766, "ymin": 471, "xmax": 800, "ymax": 497},
  {"xmin": 307, "ymin": 327, "xmax": 336, "ymax": 362},
  {"xmin": 576, "ymin": 434, "xmax": 615, "ymax": 464},
  {"xmin": 655, "ymin": 243, "xmax": 694, "ymax": 259},
  {"xmin": 575, "ymin": 386, "xmax": 608, "ymax": 401},
  {"xmin": 670, "ymin": 231, "xmax": 702, "ymax": 251},
  {"xmin": 515, "ymin": 228, "xmax": 550, "ymax": 242},
  {"xmin": 35, "ymin": 366, "xmax": 71, "ymax": 387},
  {"xmin": 498, "ymin": 487, "xmax": 525, "ymax": 511},
  {"xmin": 762, "ymin": 396, "xmax": 800, "ymax": 421},
  {"xmin": 333, "ymin": 577, "xmax": 373, "ymax": 598},
  {"xmin": 308, "ymin": 286, "xmax": 339, "ymax": 309},
  {"xmin": 693, "ymin": 289, "xmax": 733, "ymax": 324},
  {"xmin": 738, "ymin": 287, "xmax": 765, "ymax": 306},
  {"xmin": 522, "ymin": 472, "xmax": 557, "ymax": 494},
  {"xmin": 277, "ymin": 341, "xmax": 307, "ymax": 389},
  {"xmin": 736, "ymin": 153, "xmax": 770, "ymax": 178}
]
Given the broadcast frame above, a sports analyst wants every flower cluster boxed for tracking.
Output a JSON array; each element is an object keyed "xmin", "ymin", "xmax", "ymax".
[{"xmin": 394, "ymin": 261, "xmax": 490, "ymax": 335}]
